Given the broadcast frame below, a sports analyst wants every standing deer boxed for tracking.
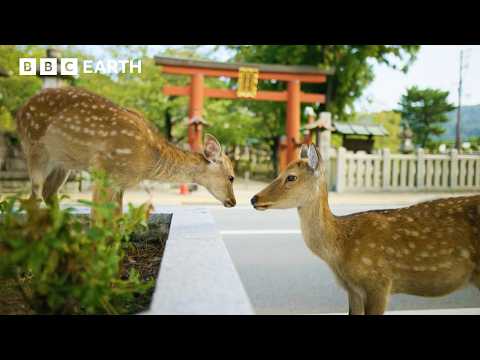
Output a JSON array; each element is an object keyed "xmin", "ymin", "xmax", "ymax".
[
  {"xmin": 251, "ymin": 144, "xmax": 480, "ymax": 315},
  {"xmin": 15, "ymin": 87, "xmax": 236, "ymax": 215}
]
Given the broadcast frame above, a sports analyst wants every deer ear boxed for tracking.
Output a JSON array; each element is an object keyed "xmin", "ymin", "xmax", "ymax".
[
  {"xmin": 203, "ymin": 133, "xmax": 222, "ymax": 163},
  {"xmin": 300, "ymin": 144, "xmax": 309, "ymax": 159},
  {"xmin": 307, "ymin": 144, "xmax": 321, "ymax": 171}
]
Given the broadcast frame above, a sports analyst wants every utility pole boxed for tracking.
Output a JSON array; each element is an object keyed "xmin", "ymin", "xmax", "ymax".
[
  {"xmin": 455, "ymin": 50, "xmax": 463, "ymax": 151},
  {"xmin": 455, "ymin": 48, "xmax": 472, "ymax": 151}
]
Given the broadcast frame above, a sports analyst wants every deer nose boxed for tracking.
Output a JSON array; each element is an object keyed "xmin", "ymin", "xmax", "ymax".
[
  {"xmin": 224, "ymin": 198, "xmax": 236, "ymax": 208},
  {"xmin": 250, "ymin": 195, "xmax": 258, "ymax": 206}
]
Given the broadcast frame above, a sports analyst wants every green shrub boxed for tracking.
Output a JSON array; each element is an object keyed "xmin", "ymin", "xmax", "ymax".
[{"xmin": 0, "ymin": 170, "xmax": 154, "ymax": 314}]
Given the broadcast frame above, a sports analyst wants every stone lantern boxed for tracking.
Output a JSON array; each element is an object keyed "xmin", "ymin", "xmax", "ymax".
[
  {"xmin": 400, "ymin": 123, "xmax": 414, "ymax": 154},
  {"xmin": 37, "ymin": 48, "xmax": 75, "ymax": 89}
]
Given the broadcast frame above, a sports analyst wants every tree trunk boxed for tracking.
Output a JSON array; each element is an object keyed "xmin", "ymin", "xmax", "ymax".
[
  {"xmin": 164, "ymin": 107, "xmax": 172, "ymax": 142},
  {"xmin": 271, "ymin": 136, "xmax": 279, "ymax": 176}
]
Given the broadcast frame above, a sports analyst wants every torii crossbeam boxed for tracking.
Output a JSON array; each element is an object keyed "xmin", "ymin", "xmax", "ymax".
[{"xmin": 155, "ymin": 56, "xmax": 333, "ymax": 170}]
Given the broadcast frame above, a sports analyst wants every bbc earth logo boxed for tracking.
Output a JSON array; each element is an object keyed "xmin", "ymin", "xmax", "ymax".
[{"xmin": 19, "ymin": 58, "xmax": 142, "ymax": 76}]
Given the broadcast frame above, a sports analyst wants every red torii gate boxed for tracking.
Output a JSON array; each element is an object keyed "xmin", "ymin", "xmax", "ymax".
[{"xmin": 155, "ymin": 56, "xmax": 332, "ymax": 170}]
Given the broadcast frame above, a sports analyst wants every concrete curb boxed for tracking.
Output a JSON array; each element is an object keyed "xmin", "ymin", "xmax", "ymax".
[{"xmin": 144, "ymin": 207, "xmax": 254, "ymax": 315}]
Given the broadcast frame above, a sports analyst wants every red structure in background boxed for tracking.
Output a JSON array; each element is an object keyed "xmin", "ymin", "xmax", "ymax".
[{"xmin": 155, "ymin": 57, "xmax": 333, "ymax": 171}]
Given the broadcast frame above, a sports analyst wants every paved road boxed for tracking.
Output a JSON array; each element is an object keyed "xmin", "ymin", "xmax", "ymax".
[{"xmin": 210, "ymin": 204, "xmax": 480, "ymax": 315}]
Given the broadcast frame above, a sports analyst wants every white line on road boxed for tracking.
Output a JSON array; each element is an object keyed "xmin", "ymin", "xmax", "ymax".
[{"xmin": 220, "ymin": 229, "xmax": 302, "ymax": 235}]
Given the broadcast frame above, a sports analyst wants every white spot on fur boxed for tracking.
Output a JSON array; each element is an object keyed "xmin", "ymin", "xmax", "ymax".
[
  {"xmin": 459, "ymin": 249, "xmax": 470, "ymax": 259},
  {"xmin": 413, "ymin": 266, "xmax": 426, "ymax": 272},
  {"xmin": 361, "ymin": 257, "xmax": 372, "ymax": 266},
  {"xmin": 115, "ymin": 148, "xmax": 132, "ymax": 155}
]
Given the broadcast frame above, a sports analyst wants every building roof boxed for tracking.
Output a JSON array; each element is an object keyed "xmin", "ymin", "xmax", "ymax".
[
  {"xmin": 155, "ymin": 56, "xmax": 335, "ymax": 76},
  {"xmin": 333, "ymin": 122, "xmax": 388, "ymax": 136},
  {"xmin": 301, "ymin": 121, "xmax": 388, "ymax": 136},
  {"xmin": 302, "ymin": 118, "xmax": 335, "ymax": 131}
]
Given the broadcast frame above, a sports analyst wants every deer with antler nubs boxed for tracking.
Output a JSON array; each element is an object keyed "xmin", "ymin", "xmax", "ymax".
[
  {"xmin": 251, "ymin": 144, "xmax": 480, "ymax": 315},
  {"xmin": 16, "ymin": 87, "xmax": 236, "ymax": 215}
]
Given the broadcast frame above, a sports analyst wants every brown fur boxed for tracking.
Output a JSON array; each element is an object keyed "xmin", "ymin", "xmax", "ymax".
[
  {"xmin": 252, "ymin": 144, "xmax": 480, "ymax": 315},
  {"xmin": 16, "ymin": 87, "xmax": 236, "ymax": 215}
]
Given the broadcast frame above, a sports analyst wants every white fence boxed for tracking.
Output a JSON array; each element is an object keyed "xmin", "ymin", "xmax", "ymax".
[{"xmin": 330, "ymin": 147, "xmax": 480, "ymax": 193}]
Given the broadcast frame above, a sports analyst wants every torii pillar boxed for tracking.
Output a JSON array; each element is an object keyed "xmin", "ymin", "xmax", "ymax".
[
  {"xmin": 286, "ymin": 80, "xmax": 301, "ymax": 164},
  {"xmin": 189, "ymin": 73, "xmax": 204, "ymax": 152}
]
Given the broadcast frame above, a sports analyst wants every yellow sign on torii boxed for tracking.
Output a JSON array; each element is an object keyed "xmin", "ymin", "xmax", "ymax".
[{"xmin": 237, "ymin": 67, "xmax": 259, "ymax": 98}]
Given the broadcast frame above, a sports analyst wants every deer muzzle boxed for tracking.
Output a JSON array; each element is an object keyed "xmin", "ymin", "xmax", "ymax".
[
  {"xmin": 224, "ymin": 198, "xmax": 236, "ymax": 208},
  {"xmin": 250, "ymin": 194, "xmax": 273, "ymax": 211}
]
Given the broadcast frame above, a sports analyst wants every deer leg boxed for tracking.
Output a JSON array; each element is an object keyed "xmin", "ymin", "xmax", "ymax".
[
  {"xmin": 42, "ymin": 166, "xmax": 71, "ymax": 205},
  {"xmin": 91, "ymin": 183, "xmax": 123, "ymax": 223},
  {"xmin": 91, "ymin": 183, "xmax": 113, "ymax": 224},
  {"xmin": 364, "ymin": 282, "xmax": 392, "ymax": 315},
  {"xmin": 348, "ymin": 290, "xmax": 365, "ymax": 315},
  {"xmin": 25, "ymin": 147, "xmax": 51, "ymax": 202},
  {"xmin": 471, "ymin": 269, "xmax": 480, "ymax": 292},
  {"xmin": 114, "ymin": 189, "xmax": 124, "ymax": 217}
]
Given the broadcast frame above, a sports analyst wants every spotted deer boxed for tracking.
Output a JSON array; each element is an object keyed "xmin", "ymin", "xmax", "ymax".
[
  {"xmin": 15, "ymin": 87, "xmax": 236, "ymax": 216},
  {"xmin": 251, "ymin": 144, "xmax": 480, "ymax": 315}
]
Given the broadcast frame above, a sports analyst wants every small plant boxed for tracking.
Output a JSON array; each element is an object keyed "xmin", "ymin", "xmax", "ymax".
[{"xmin": 0, "ymin": 170, "xmax": 154, "ymax": 314}]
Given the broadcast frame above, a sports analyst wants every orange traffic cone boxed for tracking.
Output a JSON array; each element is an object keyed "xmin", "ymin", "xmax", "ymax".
[{"xmin": 179, "ymin": 183, "xmax": 189, "ymax": 195}]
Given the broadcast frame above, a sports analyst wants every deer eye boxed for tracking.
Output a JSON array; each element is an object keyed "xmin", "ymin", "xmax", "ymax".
[
  {"xmin": 286, "ymin": 175, "xmax": 297, "ymax": 182},
  {"xmin": 229, "ymin": 176, "xmax": 235, "ymax": 183}
]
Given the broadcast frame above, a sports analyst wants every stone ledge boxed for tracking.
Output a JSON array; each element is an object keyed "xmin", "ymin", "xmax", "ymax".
[{"xmin": 143, "ymin": 207, "xmax": 254, "ymax": 315}]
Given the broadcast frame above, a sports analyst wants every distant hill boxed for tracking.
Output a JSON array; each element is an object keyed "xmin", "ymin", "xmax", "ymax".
[
  {"xmin": 437, "ymin": 104, "xmax": 480, "ymax": 141},
  {"xmin": 354, "ymin": 106, "xmax": 480, "ymax": 144}
]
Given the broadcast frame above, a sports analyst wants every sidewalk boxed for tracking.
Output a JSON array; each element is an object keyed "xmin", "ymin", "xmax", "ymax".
[{"xmin": 63, "ymin": 178, "xmax": 479, "ymax": 207}]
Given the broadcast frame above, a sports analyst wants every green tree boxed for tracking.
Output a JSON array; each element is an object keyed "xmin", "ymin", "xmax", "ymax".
[
  {"xmin": 227, "ymin": 45, "xmax": 420, "ymax": 120},
  {"xmin": 353, "ymin": 111, "xmax": 402, "ymax": 152},
  {"xmin": 0, "ymin": 45, "xmax": 278, "ymax": 171},
  {"xmin": 398, "ymin": 86, "xmax": 456, "ymax": 148},
  {"xmin": 371, "ymin": 111, "xmax": 402, "ymax": 152},
  {"xmin": 0, "ymin": 45, "xmax": 44, "ymax": 132},
  {"xmin": 222, "ymin": 45, "xmax": 420, "ymax": 171}
]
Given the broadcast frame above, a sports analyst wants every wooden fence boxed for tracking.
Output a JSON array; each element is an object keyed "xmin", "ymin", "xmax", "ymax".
[{"xmin": 330, "ymin": 147, "xmax": 480, "ymax": 193}]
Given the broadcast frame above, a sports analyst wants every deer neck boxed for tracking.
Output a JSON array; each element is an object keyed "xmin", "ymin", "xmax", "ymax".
[
  {"xmin": 149, "ymin": 140, "xmax": 207, "ymax": 184},
  {"xmin": 297, "ymin": 182, "xmax": 340, "ymax": 263}
]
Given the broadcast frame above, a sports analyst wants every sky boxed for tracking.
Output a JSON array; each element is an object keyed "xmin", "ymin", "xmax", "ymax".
[
  {"xmin": 79, "ymin": 45, "xmax": 480, "ymax": 113},
  {"xmin": 355, "ymin": 45, "xmax": 480, "ymax": 113}
]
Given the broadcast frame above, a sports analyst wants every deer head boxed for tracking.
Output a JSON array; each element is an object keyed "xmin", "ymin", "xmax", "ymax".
[
  {"xmin": 198, "ymin": 134, "xmax": 236, "ymax": 208},
  {"xmin": 251, "ymin": 144, "xmax": 325, "ymax": 210}
]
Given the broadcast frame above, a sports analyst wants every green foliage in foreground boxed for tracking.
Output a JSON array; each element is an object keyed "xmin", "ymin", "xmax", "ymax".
[{"xmin": 0, "ymin": 171, "xmax": 153, "ymax": 314}]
